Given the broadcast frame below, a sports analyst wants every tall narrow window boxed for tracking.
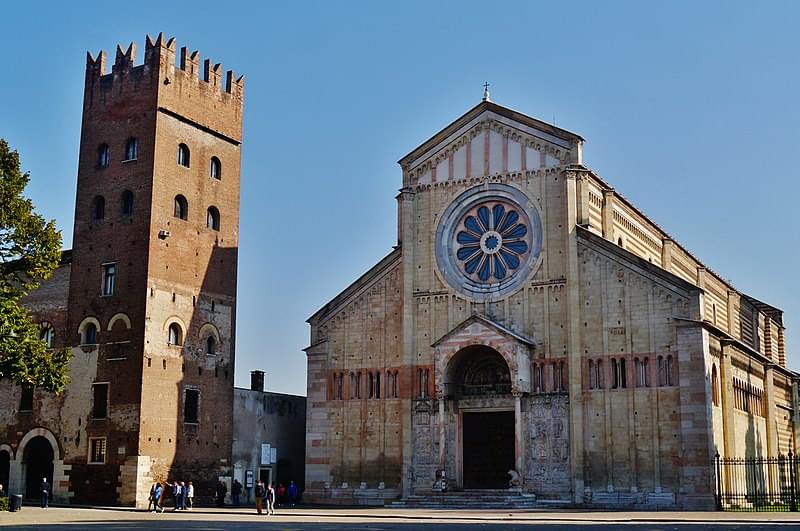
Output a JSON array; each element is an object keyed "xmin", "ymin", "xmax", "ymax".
[
  {"xmin": 635, "ymin": 357, "xmax": 649, "ymax": 387},
  {"xmin": 367, "ymin": 372, "xmax": 374, "ymax": 399},
  {"xmin": 19, "ymin": 384, "xmax": 34, "ymax": 412},
  {"xmin": 206, "ymin": 336, "xmax": 216, "ymax": 355},
  {"xmin": 98, "ymin": 143, "xmax": 110, "ymax": 168},
  {"xmin": 666, "ymin": 355, "xmax": 674, "ymax": 386},
  {"xmin": 39, "ymin": 324, "xmax": 54, "ymax": 348},
  {"xmin": 83, "ymin": 323, "xmax": 98, "ymax": 345},
  {"xmin": 596, "ymin": 359, "xmax": 603, "ymax": 389},
  {"xmin": 207, "ymin": 206, "xmax": 220, "ymax": 231},
  {"xmin": 92, "ymin": 383, "xmax": 109, "ymax": 419},
  {"xmin": 168, "ymin": 323, "xmax": 183, "ymax": 346},
  {"xmin": 177, "ymin": 143, "xmax": 190, "ymax": 167},
  {"xmin": 174, "ymin": 195, "xmax": 188, "ymax": 220},
  {"xmin": 102, "ymin": 263, "xmax": 116, "ymax": 296},
  {"xmin": 121, "ymin": 190, "xmax": 134, "ymax": 216},
  {"xmin": 588, "ymin": 360, "xmax": 597, "ymax": 389},
  {"xmin": 612, "ymin": 358, "xmax": 627, "ymax": 389},
  {"xmin": 184, "ymin": 389, "xmax": 199, "ymax": 423},
  {"xmin": 711, "ymin": 364, "xmax": 720, "ymax": 407},
  {"xmin": 124, "ymin": 138, "xmax": 138, "ymax": 161},
  {"xmin": 92, "ymin": 195, "xmax": 105, "ymax": 220},
  {"xmin": 210, "ymin": 157, "xmax": 222, "ymax": 179},
  {"xmin": 375, "ymin": 371, "xmax": 380, "ymax": 399}
]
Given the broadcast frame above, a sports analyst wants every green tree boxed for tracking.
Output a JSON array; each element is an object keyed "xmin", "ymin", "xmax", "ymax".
[{"xmin": 0, "ymin": 139, "xmax": 70, "ymax": 392}]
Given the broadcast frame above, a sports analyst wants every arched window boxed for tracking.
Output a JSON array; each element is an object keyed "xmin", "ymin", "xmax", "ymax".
[
  {"xmin": 206, "ymin": 336, "xmax": 216, "ymax": 355},
  {"xmin": 84, "ymin": 323, "xmax": 97, "ymax": 345},
  {"xmin": 210, "ymin": 157, "xmax": 222, "ymax": 179},
  {"xmin": 98, "ymin": 143, "xmax": 110, "ymax": 168},
  {"xmin": 92, "ymin": 195, "xmax": 105, "ymax": 220},
  {"xmin": 612, "ymin": 358, "xmax": 627, "ymax": 389},
  {"xmin": 635, "ymin": 357, "xmax": 650, "ymax": 387},
  {"xmin": 168, "ymin": 323, "xmax": 183, "ymax": 346},
  {"xmin": 124, "ymin": 138, "xmax": 138, "ymax": 161},
  {"xmin": 174, "ymin": 195, "xmax": 188, "ymax": 220},
  {"xmin": 39, "ymin": 324, "xmax": 54, "ymax": 348},
  {"xmin": 617, "ymin": 237, "xmax": 624, "ymax": 247},
  {"xmin": 177, "ymin": 143, "xmax": 190, "ymax": 167},
  {"xmin": 121, "ymin": 190, "xmax": 134, "ymax": 216},
  {"xmin": 206, "ymin": 206, "xmax": 220, "ymax": 231}
]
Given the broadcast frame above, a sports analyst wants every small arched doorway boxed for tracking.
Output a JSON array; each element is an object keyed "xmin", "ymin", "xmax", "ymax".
[
  {"xmin": 23, "ymin": 436, "xmax": 54, "ymax": 499},
  {"xmin": 445, "ymin": 345, "xmax": 515, "ymax": 489},
  {"xmin": 0, "ymin": 449, "xmax": 10, "ymax": 490}
]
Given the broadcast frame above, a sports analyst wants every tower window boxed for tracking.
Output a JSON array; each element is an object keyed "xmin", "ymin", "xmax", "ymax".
[
  {"xmin": 19, "ymin": 384, "xmax": 34, "ymax": 412},
  {"xmin": 177, "ymin": 143, "xmax": 190, "ymax": 167},
  {"xmin": 39, "ymin": 323, "xmax": 54, "ymax": 348},
  {"xmin": 184, "ymin": 389, "xmax": 199, "ymax": 423},
  {"xmin": 121, "ymin": 190, "xmax": 134, "ymax": 216},
  {"xmin": 168, "ymin": 323, "xmax": 183, "ymax": 346},
  {"xmin": 124, "ymin": 138, "xmax": 138, "ymax": 161},
  {"xmin": 635, "ymin": 357, "xmax": 650, "ymax": 387},
  {"xmin": 210, "ymin": 157, "xmax": 222, "ymax": 179},
  {"xmin": 206, "ymin": 336, "xmax": 216, "ymax": 355},
  {"xmin": 98, "ymin": 144, "xmax": 110, "ymax": 168},
  {"xmin": 92, "ymin": 195, "xmax": 105, "ymax": 221},
  {"xmin": 174, "ymin": 195, "xmax": 188, "ymax": 220},
  {"xmin": 83, "ymin": 323, "xmax": 98, "ymax": 345},
  {"xmin": 102, "ymin": 263, "xmax": 116, "ymax": 296},
  {"xmin": 207, "ymin": 206, "xmax": 220, "ymax": 231},
  {"xmin": 92, "ymin": 383, "xmax": 109, "ymax": 419}
]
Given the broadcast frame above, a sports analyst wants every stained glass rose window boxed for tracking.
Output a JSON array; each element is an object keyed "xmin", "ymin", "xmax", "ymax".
[
  {"xmin": 456, "ymin": 203, "xmax": 529, "ymax": 282},
  {"xmin": 435, "ymin": 184, "xmax": 542, "ymax": 300}
]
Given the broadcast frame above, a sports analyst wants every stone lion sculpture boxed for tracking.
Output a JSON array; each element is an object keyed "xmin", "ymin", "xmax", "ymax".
[{"xmin": 508, "ymin": 469, "xmax": 522, "ymax": 488}]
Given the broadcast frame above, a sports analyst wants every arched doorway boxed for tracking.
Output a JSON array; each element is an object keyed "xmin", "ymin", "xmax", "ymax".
[
  {"xmin": 23, "ymin": 436, "xmax": 54, "ymax": 499},
  {"xmin": 0, "ymin": 449, "xmax": 10, "ymax": 491},
  {"xmin": 445, "ymin": 345, "xmax": 515, "ymax": 489}
]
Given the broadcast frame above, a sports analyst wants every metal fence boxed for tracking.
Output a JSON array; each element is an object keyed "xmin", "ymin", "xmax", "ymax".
[{"xmin": 715, "ymin": 452, "xmax": 798, "ymax": 511}]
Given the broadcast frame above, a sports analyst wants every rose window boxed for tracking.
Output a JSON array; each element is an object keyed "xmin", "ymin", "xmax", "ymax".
[
  {"xmin": 456, "ymin": 204, "xmax": 529, "ymax": 282},
  {"xmin": 435, "ymin": 183, "xmax": 542, "ymax": 300}
]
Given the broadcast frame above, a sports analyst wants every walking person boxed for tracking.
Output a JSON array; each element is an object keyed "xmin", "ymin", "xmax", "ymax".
[
  {"xmin": 266, "ymin": 482, "xmax": 276, "ymax": 516},
  {"xmin": 287, "ymin": 480, "xmax": 298, "ymax": 507},
  {"xmin": 277, "ymin": 483, "xmax": 286, "ymax": 507},
  {"xmin": 40, "ymin": 477, "xmax": 50, "ymax": 508},
  {"xmin": 254, "ymin": 480, "xmax": 265, "ymax": 515},
  {"xmin": 158, "ymin": 481, "xmax": 169, "ymax": 512},
  {"xmin": 146, "ymin": 482, "xmax": 158, "ymax": 512},
  {"xmin": 186, "ymin": 480, "xmax": 194, "ymax": 510},
  {"xmin": 232, "ymin": 478, "xmax": 242, "ymax": 506},
  {"xmin": 151, "ymin": 482, "xmax": 164, "ymax": 513}
]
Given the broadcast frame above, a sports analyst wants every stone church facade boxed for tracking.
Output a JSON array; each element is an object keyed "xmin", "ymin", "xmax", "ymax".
[
  {"xmin": 304, "ymin": 99, "xmax": 798, "ymax": 508},
  {"xmin": 0, "ymin": 35, "xmax": 243, "ymax": 506}
]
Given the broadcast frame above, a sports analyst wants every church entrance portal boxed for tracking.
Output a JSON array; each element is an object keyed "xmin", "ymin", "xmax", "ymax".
[
  {"xmin": 462, "ymin": 411, "xmax": 515, "ymax": 489},
  {"xmin": 23, "ymin": 436, "xmax": 54, "ymax": 499}
]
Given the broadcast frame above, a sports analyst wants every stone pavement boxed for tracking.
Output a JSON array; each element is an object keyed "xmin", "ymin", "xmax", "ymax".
[{"xmin": 2, "ymin": 506, "xmax": 800, "ymax": 529}]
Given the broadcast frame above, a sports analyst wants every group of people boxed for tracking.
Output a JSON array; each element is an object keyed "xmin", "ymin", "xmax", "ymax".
[
  {"xmin": 147, "ymin": 480, "xmax": 194, "ymax": 512},
  {"xmin": 146, "ymin": 478, "xmax": 300, "ymax": 514}
]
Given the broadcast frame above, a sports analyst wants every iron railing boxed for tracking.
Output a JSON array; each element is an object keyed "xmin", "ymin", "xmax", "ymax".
[{"xmin": 715, "ymin": 452, "xmax": 798, "ymax": 511}]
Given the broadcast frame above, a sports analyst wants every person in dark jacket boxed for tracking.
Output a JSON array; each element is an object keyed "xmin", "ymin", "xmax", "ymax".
[
  {"xmin": 215, "ymin": 480, "xmax": 227, "ymax": 507},
  {"xmin": 254, "ymin": 480, "xmax": 265, "ymax": 514},
  {"xmin": 287, "ymin": 480, "xmax": 299, "ymax": 506},
  {"xmin": 232, "ymin": 479, "xmax": 242, "ymax": 506},
  {"xmin": 40, "ymin": 477, "xmax": 50, "ymax": 508}
]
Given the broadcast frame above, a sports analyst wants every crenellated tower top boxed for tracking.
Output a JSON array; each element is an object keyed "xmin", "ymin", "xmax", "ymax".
[{"xmin": 83, "ymin": 33, "xmax": 244, "ymax": 142}]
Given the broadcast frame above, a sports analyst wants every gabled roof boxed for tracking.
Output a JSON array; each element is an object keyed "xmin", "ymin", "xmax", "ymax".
[
  {"xmin": 398, "ymin": 100, "xmax": 584, "ymax": 168},
  {"xmin": 431, "ymin": 313, "xmax": 535, "ymax": 348}
]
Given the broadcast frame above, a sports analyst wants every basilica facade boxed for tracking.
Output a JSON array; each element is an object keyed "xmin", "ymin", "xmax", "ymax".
[{"xmin": 304, "ymin": 99, "xmax": 798, "ymax": 508}]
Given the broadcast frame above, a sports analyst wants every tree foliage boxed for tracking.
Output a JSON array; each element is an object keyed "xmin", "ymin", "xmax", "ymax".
[{"xmin": 0, "ymin": 139, "xmax": 70, "ymax": 392}]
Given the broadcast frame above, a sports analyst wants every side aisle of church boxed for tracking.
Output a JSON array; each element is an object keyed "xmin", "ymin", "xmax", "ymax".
[{"xmin": 304, "ymin": 98, "xmax": 798, "ymax": 508}]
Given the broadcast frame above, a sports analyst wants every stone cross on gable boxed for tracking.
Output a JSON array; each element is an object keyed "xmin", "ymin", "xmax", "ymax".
[{"xmin": 482, "ymin": 82, "xmax": 491, "ymax": 102}]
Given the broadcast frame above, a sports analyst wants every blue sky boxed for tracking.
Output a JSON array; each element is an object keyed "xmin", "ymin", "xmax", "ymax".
[{"xmin": 2, "ymin": 1, "xmax": 798, "ymax": 396}]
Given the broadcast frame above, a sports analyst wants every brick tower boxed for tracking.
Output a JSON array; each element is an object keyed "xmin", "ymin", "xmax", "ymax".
[{"xmin": 68, "ymin": 34, "xmax": 243, "ymax": 505}]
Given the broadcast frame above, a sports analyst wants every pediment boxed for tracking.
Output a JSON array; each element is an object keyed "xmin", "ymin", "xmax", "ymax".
[
  {"xmin": 431, "ymin": 314, "xmax": 534, "ymax": 349},
  {"xmin": 399, "ymin": 101, "xmax": 584, "ymax": 186}
]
